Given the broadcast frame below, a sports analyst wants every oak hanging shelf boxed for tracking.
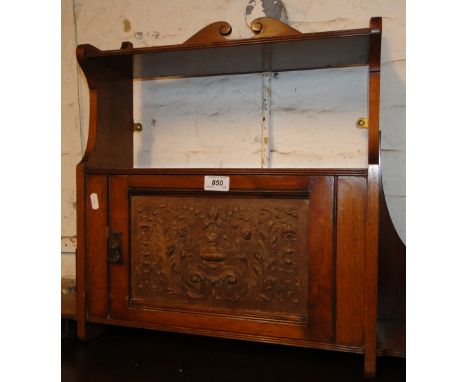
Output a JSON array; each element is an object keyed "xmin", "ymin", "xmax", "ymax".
[{"xmin": 72, "ymin": 16, "xmax": 405, "ymax": 379}]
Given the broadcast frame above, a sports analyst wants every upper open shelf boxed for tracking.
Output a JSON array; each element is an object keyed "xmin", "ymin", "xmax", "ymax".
[{"xmin": 78, "ymin": 17, "xmax": 381, "ymax": 80}]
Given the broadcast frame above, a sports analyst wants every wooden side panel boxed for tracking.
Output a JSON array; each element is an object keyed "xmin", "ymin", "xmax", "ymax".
[
  {"xmin": 364, "ymin": 17, "xmax": 382, "ymax": 377},
  {"xmin": 85, "ymin": 175, "xmax": 108, "ymax": 318},
  {"xmin": 308, "ymin": 176, "xmax": 334, "ymax": 341},
  {"xmin": 336, "ymin": 176, "xmax": 367, "ymax": 346},
  {"xmin": 368, "ymin": 17, "xmax": 381, "ymax": 165},
  {"xmin": 368, "ymin": 73, "xmax": 380, "ymax": 164},
  {"xmin": 76, "ymin": 46, "xmax": 133, "ymax": 169},
  {"xmin": 89, "ymin": 75, "xmax": 133, "ymax": 168}
]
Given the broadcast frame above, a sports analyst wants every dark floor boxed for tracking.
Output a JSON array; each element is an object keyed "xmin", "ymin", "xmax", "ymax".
[{"xmin": 62, "ymin": 322, "xmax": 405, "ymax": 382}]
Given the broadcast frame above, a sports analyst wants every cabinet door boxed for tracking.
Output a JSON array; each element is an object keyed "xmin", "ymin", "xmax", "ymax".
[{"xmin": 108, "ymin": 174, "xmax": 334, "ymax": 343}]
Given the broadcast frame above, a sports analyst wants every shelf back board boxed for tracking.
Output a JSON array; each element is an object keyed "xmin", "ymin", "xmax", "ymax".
[{"xmin": 80, "ymin": 28, "xmax": 372, "ymax": 80}]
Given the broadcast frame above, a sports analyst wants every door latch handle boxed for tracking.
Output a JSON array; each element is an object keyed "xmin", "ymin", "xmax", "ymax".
[{"xmin": 108, "ymin": 231, "xmax": 123, "ymax": 263}]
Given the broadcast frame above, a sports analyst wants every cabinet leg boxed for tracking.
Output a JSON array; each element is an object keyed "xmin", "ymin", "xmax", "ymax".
[
  {"xmin": 364, "ymin": 352, "xmax": 377, "ymax": 378},
  {"xmin": 77, "ymin": 318, "xmax": 86, "ymax": 340}
]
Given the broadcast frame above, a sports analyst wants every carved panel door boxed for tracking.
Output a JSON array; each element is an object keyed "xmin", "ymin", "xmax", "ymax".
[{"xmin": 108, "ymin": 175, "xmax": 334, "ymax": 342}]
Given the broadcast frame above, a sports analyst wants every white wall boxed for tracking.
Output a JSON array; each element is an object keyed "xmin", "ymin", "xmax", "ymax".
[{"xmin": 61, "ymin": 0, "xmax": 406, "ymax": 278}]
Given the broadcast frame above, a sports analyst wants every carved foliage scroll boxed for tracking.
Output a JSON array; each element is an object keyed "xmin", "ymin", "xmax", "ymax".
[{"xmin": 130, "ymin": 195, "xmax": 308, "ymax": 317}]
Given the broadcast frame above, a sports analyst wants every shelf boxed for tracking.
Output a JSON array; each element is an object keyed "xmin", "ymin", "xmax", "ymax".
[
  {"xmin": 84, "ymin": 168, "xmax": 369, "ymax": 176},
  {"xmin": 80, "ymin": 27, "xmax": 373, "ymax": 79}
]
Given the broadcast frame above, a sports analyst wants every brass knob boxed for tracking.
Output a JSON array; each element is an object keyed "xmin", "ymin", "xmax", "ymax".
[
  {"xmin": 251, "ymin": 21, "xmax": 262, "ymax": 33},
  {"xmin": 133, "ymin": 122, "xmax": 143, "ymax": 132},
  {"xmin": 219, "ymin": 24, "xmax": 232, "ymax": 36},
  {"xmin": 356, "ymin": 118, "xmax": 368, "ymax": 129}
]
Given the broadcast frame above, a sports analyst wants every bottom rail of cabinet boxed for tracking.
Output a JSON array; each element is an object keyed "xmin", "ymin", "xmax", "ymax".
[{"xmin": 85, "ymin": 316, "xmax": 364, "ymax": 355}]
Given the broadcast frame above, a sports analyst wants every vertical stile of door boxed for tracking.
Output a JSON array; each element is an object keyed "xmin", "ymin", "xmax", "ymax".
[
  {"xmin": 108, "ymin": 176, "xmax": 130, "ymax": 319},
  {"xmin": 307, "ymin": 176, "xmax": 335, "ymax": 341},
  {"xmin": 335, "ymin": 176, "xmax": 367, "ymax": 346},
  {"xmin": 85, "ymin": 175, "xmax": 108, "ymax": 319}
]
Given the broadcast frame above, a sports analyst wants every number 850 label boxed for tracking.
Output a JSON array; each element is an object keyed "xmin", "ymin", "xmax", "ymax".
[{"xmin": 204, "ymin": 176, "xmax": 230, "ymax": 191}]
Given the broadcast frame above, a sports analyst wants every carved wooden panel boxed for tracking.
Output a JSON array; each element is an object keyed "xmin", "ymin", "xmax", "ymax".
[{"xmin": 130, "ymin": 194, "xmax": 309, "ymax": 319}]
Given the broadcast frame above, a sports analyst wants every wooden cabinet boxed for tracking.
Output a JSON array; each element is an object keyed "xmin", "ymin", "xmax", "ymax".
[{"xmin": 75, "ymin": 17, "xmax": 405, "ymax": 377}]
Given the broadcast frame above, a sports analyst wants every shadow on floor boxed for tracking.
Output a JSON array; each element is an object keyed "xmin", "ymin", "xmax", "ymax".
[{"xmin": 62, "ymin": 323, "xmax": 405, "ymax": 382}]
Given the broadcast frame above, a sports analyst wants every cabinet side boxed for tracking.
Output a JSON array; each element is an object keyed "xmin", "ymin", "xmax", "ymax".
[{"xmin": 76, "ymin": 44, "xmax": 133, "ymax": 169}]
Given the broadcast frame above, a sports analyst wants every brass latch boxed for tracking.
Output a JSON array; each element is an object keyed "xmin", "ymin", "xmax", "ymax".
[
  {"xmin": 356, "ymin": 117, "xmax": 369, "ymax": 129},
  {"xmin": 108, "ymin": 231, "xmax": 123, "ymax": 263}
]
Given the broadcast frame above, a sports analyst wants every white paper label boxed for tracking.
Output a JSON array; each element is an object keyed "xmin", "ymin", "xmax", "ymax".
[
  {"xmin": 204, "ymin": 176, "xmax": 230, "ymax": 192},
  {"xmin": 90, "ymin": 193, "xmax": 99, "ymax": 210}
]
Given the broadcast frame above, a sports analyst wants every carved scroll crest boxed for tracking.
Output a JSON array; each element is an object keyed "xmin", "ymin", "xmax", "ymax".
[{"xmin": 184, "ymin": 17, "xmax": 302, "ymax": 45}]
